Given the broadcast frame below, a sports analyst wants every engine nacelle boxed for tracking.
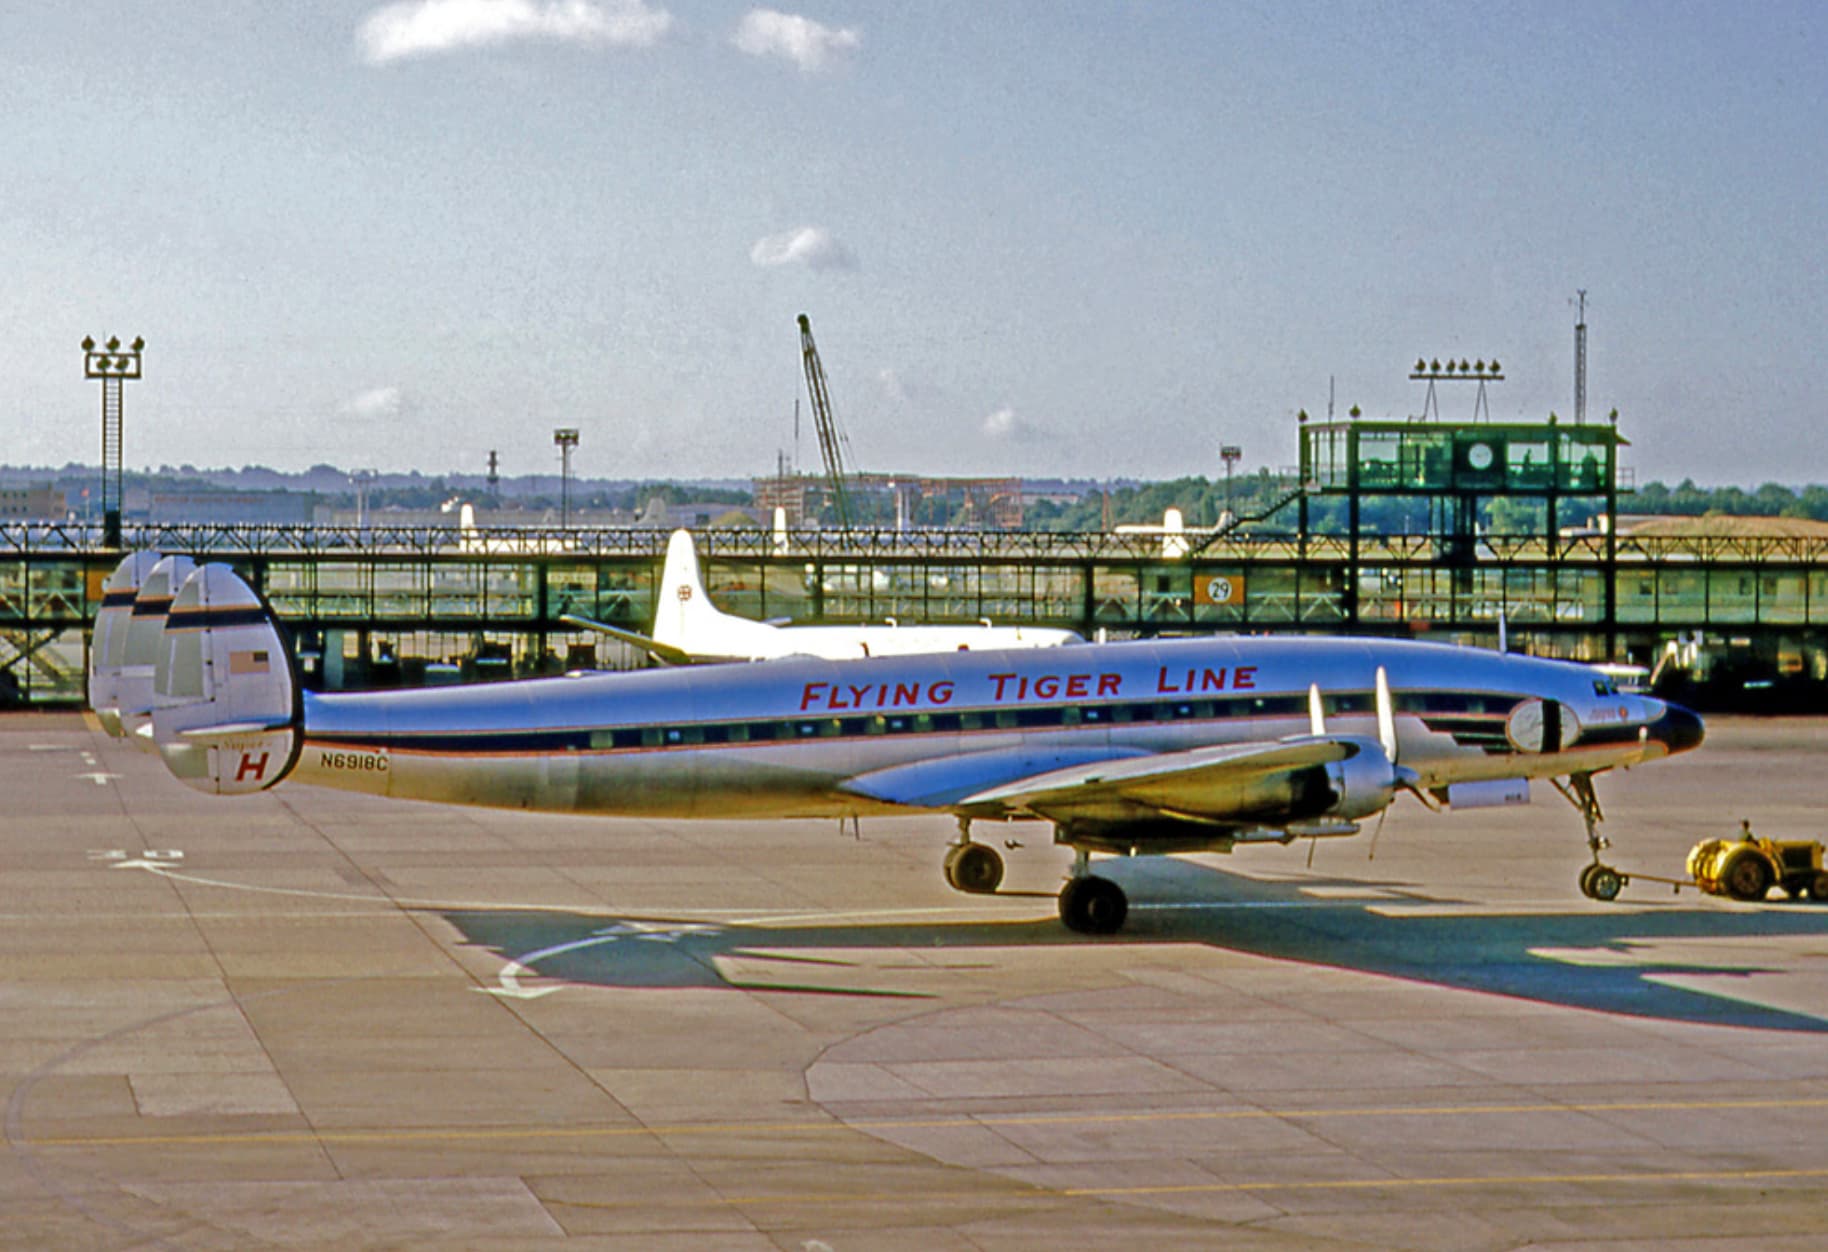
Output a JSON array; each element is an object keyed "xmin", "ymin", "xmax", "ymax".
[{"xmin": 1319, "ymin": 736, "xmax": 1402, "ymax": 821}]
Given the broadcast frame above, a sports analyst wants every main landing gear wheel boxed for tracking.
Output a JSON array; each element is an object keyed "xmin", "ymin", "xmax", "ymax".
[
  {"xmin": 943, "ymin": 842, "xmax": 1004, "ymax": 894},
  {"xmin": 1579, "ymin": 863, "xmax": 1623, "ymax": 902},
  {"xmin": 1059, "ymin": 876, "xmax": 1128, "ymax": 935}
]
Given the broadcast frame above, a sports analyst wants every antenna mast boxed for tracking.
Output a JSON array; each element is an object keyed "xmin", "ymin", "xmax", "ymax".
[{"xmin": 1574, "ymin": 288, "xmax": 1588, "ymax": 425}]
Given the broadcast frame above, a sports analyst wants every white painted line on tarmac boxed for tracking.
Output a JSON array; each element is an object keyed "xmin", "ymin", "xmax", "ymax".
[
  {"xmin": 484, "ymin": 921, "xmax": 725, "ymax": 999},
  {"xmin": 100, "ymin": 858, "xmax": 1024, "ymax": 927}
]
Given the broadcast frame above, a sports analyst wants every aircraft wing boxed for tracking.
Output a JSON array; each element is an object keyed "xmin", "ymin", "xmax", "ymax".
[
  {"xmin": 839, "ymin": 744, "xmax": 1154, "ymax": 810},
  {"xmin": 953, "ymin": 739, "xmax": 1353, "ymax": 825},
  {"xmin": 558, "ymin": 614, "xmax": 699, "ymax": 666},
  {"xmin": 841, "ymin": 737, "xmax": 1354, "ymax": 826}
]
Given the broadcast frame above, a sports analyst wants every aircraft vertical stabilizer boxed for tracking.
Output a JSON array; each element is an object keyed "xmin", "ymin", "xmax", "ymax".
[
  {"xmin": 118, "ymin": 553, "xmax": 197, "ymax": 752},
  {"xmin": 89, "ymin": 550, "xmax": 163, "ymax": 737},
  {"xmin": 651, "ymin": 528, "xmax": 759, "ymax": 657},
  {"xmin": 149, "ymin": 564, "xmax": 301, "ymax": 795}
]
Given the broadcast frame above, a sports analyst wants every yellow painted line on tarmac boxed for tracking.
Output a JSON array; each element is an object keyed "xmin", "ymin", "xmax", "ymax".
[
  {"xmin": 546, "ymin": 1164, "xmax": 1828, "ymax": 1211},
  {"xmin": 1061, "ymin": 1164, "xmax": 1828, "ymax": 1200},
  {"xmin": 23, "ymin": 1094, "xmax": 1828, "ymax": 1151}
]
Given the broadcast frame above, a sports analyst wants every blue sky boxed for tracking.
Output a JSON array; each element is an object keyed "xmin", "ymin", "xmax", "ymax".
[{"xmin": 3, "ymin": 1, "xmax": 1824, "ymax": 485}]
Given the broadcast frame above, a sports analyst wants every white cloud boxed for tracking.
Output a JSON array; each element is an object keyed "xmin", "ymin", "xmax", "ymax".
[
  {"xmin": 982, "ymin": 406, "xmax": 1043, "ymax": 442},
  {"xmin": 749, "ymin": 226, "xmax": 858, "ymax": 271},
  {"xmin": 342, "ymin": 386, "xmax": 404, "ymax": 419},
  {"xmin": 357, "ymin": 0, "xmax": 672, "ymax": 65},
  {"xmin": 732, "ymin": 8, "xmax": 859, "ymax": 72}
]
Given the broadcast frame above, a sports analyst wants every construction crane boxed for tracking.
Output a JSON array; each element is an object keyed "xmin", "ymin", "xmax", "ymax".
[{"xmin": 797, "ymin": 313, "xmax": 855, "ymax": 529}]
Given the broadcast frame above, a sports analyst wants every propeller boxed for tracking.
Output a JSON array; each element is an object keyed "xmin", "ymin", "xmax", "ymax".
[
  {"xmin": 1306, "ymin": 668, "xmax": 1432, "ymax": 864},
  {"xmin": 1304, "ymin": 683, "xmax": 1330, "ymax": 864},
  {"xmin": 1375, "ymin": 665, "xmax": 1398, "ymax": 764},
  {"xmin": 1366, "ymin": 665, "xmax": 1440, "ymax": 859},
  {"xmin": 1369, "ymin": 669, "xmax": 1399, "ymax": 861}
]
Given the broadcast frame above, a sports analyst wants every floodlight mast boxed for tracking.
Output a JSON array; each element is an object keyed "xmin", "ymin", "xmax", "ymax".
[
  {"xmin": 1220, "ymin": 444, "xmax": 1243, "ymax": 522},
  {"xmin": 553, "ymin": 428, "xmax": 580, "ymax": 527},
  {"xmin": 81, "ymin": 335, "xmax": 144, "ymax": 549}
]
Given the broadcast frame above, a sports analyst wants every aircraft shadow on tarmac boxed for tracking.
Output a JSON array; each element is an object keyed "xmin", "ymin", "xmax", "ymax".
[{"xmin": 442, "ymin": 859, "xmax": 1828, "ymax": 1033}]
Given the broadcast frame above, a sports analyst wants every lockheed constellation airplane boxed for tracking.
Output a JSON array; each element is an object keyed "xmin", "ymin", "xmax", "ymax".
[
  {"xmin": 563, "ymin": 528, "xmax": 1083, "ymax": 663},
  {"xmin": 89, "ymin": 555, "xmax": 1703, "ymax": 933}
]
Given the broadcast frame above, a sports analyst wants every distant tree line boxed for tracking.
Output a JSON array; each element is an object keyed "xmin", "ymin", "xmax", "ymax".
[
  {"xmin": 1026, "ymin": 476, "xmax": 1828, "ymax": 534},
  {"xmin": 1628, "ymin": 479, "xmax": 1828, "ymax": 520},
  {"xmin": 19, "ymin": 463, "xmax": 1828, "ymax": 531},
  {"xmin": 1024, "ymin": 471, "xmax": 1299, "ymax": 532}
]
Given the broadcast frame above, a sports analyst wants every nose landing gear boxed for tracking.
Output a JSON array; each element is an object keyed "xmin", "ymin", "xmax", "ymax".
[
  {"xmin": 1577, "ymin": 860, "xmax": 1624, "ymax": 902},
  {"xmin": 1556, "ymin": 772, "xmax": 1624, "ymax": 901}
]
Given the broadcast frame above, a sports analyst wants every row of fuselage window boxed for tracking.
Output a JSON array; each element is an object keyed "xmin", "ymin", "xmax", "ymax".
[{"xmin": 577, "ymin": 689, "xmax": 1517, "ymax": 751}]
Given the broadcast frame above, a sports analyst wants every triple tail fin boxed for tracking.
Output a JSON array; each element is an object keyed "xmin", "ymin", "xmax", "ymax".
[
  {"xmin": 118, "ymin": 553, "xmax": 196, "ymax": 751},
  {"xmin": 149, "ymin": 564, "xmax": 302, "ymax": 795},
  {"xmin": 88, "ymin": 550, "xmax": 163, "ymax": 737}
]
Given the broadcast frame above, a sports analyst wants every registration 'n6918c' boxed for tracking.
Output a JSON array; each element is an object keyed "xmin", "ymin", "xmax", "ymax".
[{"xmin": 319, "ymin": 749, "xmax": 388, "ymax": 773}]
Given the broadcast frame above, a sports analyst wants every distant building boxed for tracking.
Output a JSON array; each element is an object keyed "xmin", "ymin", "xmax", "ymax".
[
  {"xmin": 0, "ymin": 485, "xmax": 63, "ymax": 520},
  {"xmin": 148, "ymin": 490, "xmax": 318, "ymax": 525},
  {"xmin": 751, "ymin": 472, "xmax": 1023, "ymax": 529}
]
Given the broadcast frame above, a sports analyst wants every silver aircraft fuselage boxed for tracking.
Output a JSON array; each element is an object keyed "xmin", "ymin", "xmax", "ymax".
[{"xmin": 290, "ymin": 636, "xmax": 1700, "ymax": 819}]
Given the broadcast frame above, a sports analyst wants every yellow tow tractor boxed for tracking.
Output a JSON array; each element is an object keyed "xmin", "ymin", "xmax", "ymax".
[{"xmin": 1687, "ymin": 822, "xmax": 1828, "ymax": 903}]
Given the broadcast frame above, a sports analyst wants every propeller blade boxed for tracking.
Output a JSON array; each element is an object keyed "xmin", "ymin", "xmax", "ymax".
[
  {"xmin": 1366, "ymin": 803, "xmax": 1389, "ymax": 861},
  {"xmin": 1376, "ymin": 665, "xmax": 1398, "ymax": 764},
  {"xmin": 1307, "ymin": 682, "xmax": 1326, "ymax": 737},
  {"xmin": 1397, "ymin": 772, "xmax": 1440, "ymax": 812}
]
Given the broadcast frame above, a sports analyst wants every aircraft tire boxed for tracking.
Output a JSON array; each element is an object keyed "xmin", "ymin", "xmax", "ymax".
[
  {"xmin": 1586, "ymin": 865, "xmax": 1623, "ymax": 902},
  {"xmin": 1720, "ymin": 851, "xmax": 1773, "ymax": 902},
  {"xmin": 1059, "ymin": 876, "xmax": 1127, "ymax": 935},
  {"xmin": 1578, "ymin": 863, "xmax": 1602, "ymax": 898},
  {"xmin": 1809, "ymin": 872, "xmax": 1828, "ymax": 902},
  {"xmin": 944, "ymin": 843, "xmax": 1004, "ymax": 894}
]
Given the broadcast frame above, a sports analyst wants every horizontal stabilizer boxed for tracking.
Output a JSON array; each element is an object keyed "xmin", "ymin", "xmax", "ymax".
[
  {"xmin": 178, "ymin": 718, "xmax": 297, "ymax": 741},
  {"xmin": 558, "ymin": 614, "xmax": 696, "ymax": 666}
]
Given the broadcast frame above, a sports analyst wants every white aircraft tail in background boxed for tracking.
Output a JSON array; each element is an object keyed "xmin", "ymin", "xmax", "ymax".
[{"xmin": 568, "ymin": 529, "xmax": 1083, "ymax": 663}]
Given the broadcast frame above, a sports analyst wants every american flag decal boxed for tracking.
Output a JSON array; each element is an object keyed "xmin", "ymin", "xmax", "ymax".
[{"xmin": 229, "ymin": 650, "xmax": 270, "ymax": 675}]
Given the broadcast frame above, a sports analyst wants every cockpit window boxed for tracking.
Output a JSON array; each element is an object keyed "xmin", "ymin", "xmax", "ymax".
[{"xmin": 1592, "ymin": 678, "xmax": 1619, "ymax": 696}]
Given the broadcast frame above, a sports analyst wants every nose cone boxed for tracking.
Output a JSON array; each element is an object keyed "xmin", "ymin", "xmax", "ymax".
[{"xmin": 1651, "ymin": 702, "xmax": 1705, "ymax": 755}]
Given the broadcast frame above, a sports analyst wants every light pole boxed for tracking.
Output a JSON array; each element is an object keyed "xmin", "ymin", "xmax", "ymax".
[
  {"xmin": 553, "ymin": 428, "xmax": 579, "ymax": 527},
  {"xmin": 82, "ymin": 335, "xmax": 143, "ymax": 548},
  {"xmin": 1219, "ymin": 444, "xmax": 1242, "ymax": 524}
]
